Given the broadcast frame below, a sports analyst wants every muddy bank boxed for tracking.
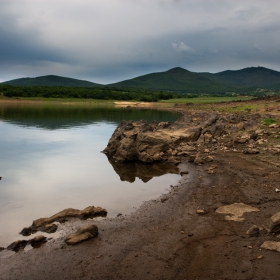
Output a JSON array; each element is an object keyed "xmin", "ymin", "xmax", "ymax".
[{"xmin": 1, "ymin": 106, "xmax": 280, "ymax": 279}]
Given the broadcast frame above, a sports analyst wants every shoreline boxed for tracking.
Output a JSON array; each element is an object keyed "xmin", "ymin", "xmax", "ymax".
[{"xmin": 0, "ymin": 97, "xmax": 280, "ymax": 279}]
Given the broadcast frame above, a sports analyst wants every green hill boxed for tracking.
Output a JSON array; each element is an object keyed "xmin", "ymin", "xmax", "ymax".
[
  {"xmin": 2, "ymin": 66, "xmax": 280, "ymax": 94},
  {"xmin": 211, "ymin": 67, "xmax": 280, "ymax": 88},
  {"xmin": 2, "ymin": 75, "xmax": 102, "ymax": 88},
  {"xmin": 109, "ymin": 67, "xmax": 240, "ymax": 93}
]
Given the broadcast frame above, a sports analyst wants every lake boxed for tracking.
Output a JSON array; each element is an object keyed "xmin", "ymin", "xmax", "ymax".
[{"xmin": 0, "ymin": 102, "xmax": 181, "ymax": 249}]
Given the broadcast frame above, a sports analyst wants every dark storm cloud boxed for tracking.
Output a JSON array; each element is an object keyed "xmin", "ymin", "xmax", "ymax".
[{"xmin": 1, "ymin": 0, "xmax": 280, "ymax": 83}]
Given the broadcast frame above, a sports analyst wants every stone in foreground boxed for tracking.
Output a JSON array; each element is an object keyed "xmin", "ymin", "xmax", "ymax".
[
  {"xmin": 65, "ymin": 225, "xmax": 98, "ymax": 245},
  {"xmin": 215, "ymin": 203, "xmax": 260, "ymax": 222},
  {"xmin": 260, "ymin": 241, "xmax": 280, "ymax": 252},
  {"xmin": 32, "ymin": 206, "xmax": 107, "ymax": 228},
  {"xmin": 20, "ymin": 206, "xmax": 107, "ymax": 237}
]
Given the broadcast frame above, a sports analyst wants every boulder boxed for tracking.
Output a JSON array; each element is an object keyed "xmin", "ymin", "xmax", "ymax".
[
  {"xmin": 65, "ymin": 225, "xmax": 98, "ymax": 245},
  {"xmin": 103, "ymin": 119, "xmax": 202, "ymax": 163}
]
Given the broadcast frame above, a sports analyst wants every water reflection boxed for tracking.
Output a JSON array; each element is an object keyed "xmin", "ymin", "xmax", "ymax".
[
  {"xmin": 107, "ymin": 157, "xmax": 179, "ymax": 183},
  {"xmin": 0, "ymin": 102, "xmax": 180, "ymax": 129},
  {"xmin": 0, "ymin": 102, "xmax": 180, "ymax": 249}
]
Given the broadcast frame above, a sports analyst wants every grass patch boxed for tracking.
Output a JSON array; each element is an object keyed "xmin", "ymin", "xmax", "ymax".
[{"xmin": 262, "ymin": 118, "xmax": 276, "ymax": 126}]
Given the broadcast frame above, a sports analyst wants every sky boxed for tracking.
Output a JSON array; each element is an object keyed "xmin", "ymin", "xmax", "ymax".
[{"xmin": 1, "ymin": 0, "xmax": 280, "ymax": 84}]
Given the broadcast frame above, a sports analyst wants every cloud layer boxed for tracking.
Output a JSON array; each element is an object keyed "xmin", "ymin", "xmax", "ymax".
[{"xmin": 1, "ymin": 0, "xmax": 280, "ymax": 83}]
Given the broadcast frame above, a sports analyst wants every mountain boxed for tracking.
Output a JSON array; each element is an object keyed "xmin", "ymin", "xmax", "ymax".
[
  {"xmin": 2, "ymin": 66, "xmax": 280, "ymax": 94},
  {"xmin": 109, "ymin": 67, "xmax": 240, "ymax": 93},
  {"xmin": 2, "ymin": 75, "xmax": 102, "ymax": 88},
  {"xmin": 210, "ymin": 67, "xmax": 280, "ymax": 88}
]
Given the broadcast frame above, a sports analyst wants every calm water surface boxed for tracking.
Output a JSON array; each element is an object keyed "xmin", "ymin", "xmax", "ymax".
[{"xmin": 0, "ymin": 102, "xmax": 181, "ymax": 248}]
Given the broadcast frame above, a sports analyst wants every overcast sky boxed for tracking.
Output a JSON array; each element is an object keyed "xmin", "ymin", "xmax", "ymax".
[{"xmin": 1, "ymin": 0, "xmax": 280, "ymax": 84}]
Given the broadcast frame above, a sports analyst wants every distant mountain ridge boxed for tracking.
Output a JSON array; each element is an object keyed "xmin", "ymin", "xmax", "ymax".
[
  {"xmin": 2, "ymin": 66, "xmax": 280, "ymax": 93},
  {"xmin": 2, "ymin": 75, "xmax": 102, "ymax": 88},
  {"xmin": 109, "ymin": 66, "xmax": 280, "ymax": 92}
]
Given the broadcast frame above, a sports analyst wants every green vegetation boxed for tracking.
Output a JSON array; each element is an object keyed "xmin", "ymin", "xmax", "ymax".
[
  {"xmin": 109, "ymin": 67, "xmax": 280, "ymax": 95},
  {"xmin": 0, "ymin": 84, "xmax": 183, "ymax": 102},
  {"xmin": 2, "ymin": 66, "xmax": 280, "ymax": 98},
  {"xmin": 262, "ymin": 118, "xmax": 276, "ymax": 126}
]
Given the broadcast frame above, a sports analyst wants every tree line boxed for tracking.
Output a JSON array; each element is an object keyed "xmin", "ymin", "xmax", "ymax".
[{"xmin": 0, "ymin": 84, "xmax": 186, "ymax": 101}]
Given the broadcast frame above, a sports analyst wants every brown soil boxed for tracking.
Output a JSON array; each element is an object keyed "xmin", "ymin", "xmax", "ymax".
[{"xmin": 1, "ymin": 97, "xmax": 280, "ymax": 280}]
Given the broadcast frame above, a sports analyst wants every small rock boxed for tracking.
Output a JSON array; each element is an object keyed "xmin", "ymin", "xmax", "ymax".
[
  {"xmin": 40, "ymin": 223, "xmax": 58, "ymax": 234},
  {"xmin": 180, "ymin": 231, "xmax": 185, "ymax": 234},
  {"xmin": 275, "ymin": 188, "xmax": 280, "ymax": 193},
  {"xmin": 260, "ymin": 241, "xmax": 280, "ymax": 252},
  {"xmin": 196, "ymin": 209, "xmax": 206, "ymax": 215},
  {"xmin": 65, "ymin": 225, "xmax": 98, "ymax": 245},
  {"xmin": 30, "ymin": 235, "xmax": 47, "ymax": 248},
  {"xmin": 7, "ymin": 240, "xmax": 28, "ymax": 252},
  {"xmin": 180, "ymin": 171, "xmax": 189, "ymax": 176},
  {"xmin": 246, "ymin": 225, "xmax": 261, "ymax": 236},
  {"xmin": 204, "ymin": 155, "xmax": 213, "ymax": 162},
  {"xmin": 30, "ymin": 235, "xmax": 47, "ymax": 243},
  {"xmin": 20, "ymin": 226, "xmax": 38, "ymax": 236},
  {"xmin": 255, "ymin": 129, "xmax": 264, "ymax": 134},
  {"xmin": 269, "ymin": 123, "xmax": 278, "ymax": 128},
  {"xmin": 161, "ymin": 197, "xmax": 168, "ymax": 203},
  {"xmin": 117, "ymin": 213, "xmax": 122, "ymax": 217},
  {"xmin": 263, "ymin": 212, "xmax": 280, "ymax": 233},
  {"xmin": 194, "ymin": 155, "xmax": 204, "ymax": 165},
  {"xmin": 257, "ymin": 255, "xmax": 264, "ymax": 260},
  {"xmin": 243, "ymin": 148, "xmax": 260, "ymax": 154}
]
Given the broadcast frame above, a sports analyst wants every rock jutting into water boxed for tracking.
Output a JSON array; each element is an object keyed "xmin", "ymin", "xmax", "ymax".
[
  {"xmin": 20, "ymin": 206, "xmax": 107, "ymax": 237},
  {"xmin": 103, "ymin": 112, "xmax": 261, "ymax": 163}
]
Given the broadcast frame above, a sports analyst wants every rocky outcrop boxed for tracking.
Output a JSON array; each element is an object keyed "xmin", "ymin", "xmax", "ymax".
[
  {"xmin": 65, "ymin": 225, "xmax": 98, "ymax": 245},
  {"xmin": 103, "ymin": 119, "xmax": 202, "ymax": 163},
  {"xmin": 103, "ymin": 112, "xmax": 263, "ymax": 164},
  {"xmin": 20, "ymin": 206, "xmax": 107, "ymax": 236}
]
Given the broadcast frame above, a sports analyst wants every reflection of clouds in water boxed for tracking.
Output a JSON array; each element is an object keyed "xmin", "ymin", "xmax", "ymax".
[{"xmin": 0, "ymin": 120, "xmax": 179, "ymax": 246}]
